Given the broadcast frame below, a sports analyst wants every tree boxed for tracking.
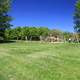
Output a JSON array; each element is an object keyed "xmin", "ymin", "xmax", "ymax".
[
  {"xmin": 14, "ymin": 27, "xmax": 23, "ymax": 40},
  {"xmin": 39, "ymin": 27, "xmax": 49, "ymax": 36},
  {"xmin": 74, "ymin": 0, "xmax": 80, "ymax": 33},
  {"xmin": 27, "ymin": 27, "xmax": 39, "ymax": 40},
  {"xmin": 63, "ymin": 32, "xmax": 73, "ymax": 41},
  {"xmin": 0, "ymin": 0, "xmax": 12, "ymax": 39},
  {"xmin": 50, "ymin": 29, "xmax": 63, "ymax": 38}
]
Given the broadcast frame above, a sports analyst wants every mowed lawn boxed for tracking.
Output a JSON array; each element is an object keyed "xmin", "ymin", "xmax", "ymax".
[{"xmin": 0, "ymin": 41, "xmax": 80, "ymax": 80}]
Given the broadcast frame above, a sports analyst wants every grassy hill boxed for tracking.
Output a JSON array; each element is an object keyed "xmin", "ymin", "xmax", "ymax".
[{"xmin": 0, "ymin": 41, "xmax": 80, "ymax": 80}]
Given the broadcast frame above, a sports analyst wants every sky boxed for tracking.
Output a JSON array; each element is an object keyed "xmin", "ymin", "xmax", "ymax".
[{"xmin": 10, "ymin": 0, "xmax": 76, "ymax": 32}]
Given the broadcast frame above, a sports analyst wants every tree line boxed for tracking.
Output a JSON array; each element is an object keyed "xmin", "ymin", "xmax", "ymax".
[{"xmin": 4, "ymin": 26, "xmax": 73, "ymax": 41}]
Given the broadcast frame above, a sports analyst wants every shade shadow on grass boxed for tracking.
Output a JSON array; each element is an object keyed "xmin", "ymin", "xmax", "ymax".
[{"xmin": 0, "ymin": 40, "xmax": 16, "ymax": 44}]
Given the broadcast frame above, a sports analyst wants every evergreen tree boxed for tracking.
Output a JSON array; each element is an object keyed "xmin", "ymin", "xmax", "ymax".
[
  {"xmin": 0, "ymin": 0, "xmax": 12, "ymax": 38},
  {"xmin": 74, "ymin": 0, "xmax": 80, "ymax": 33}
]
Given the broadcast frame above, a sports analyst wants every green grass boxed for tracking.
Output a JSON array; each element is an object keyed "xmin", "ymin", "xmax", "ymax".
[{"xmin": 0, "ymin": 41, "xmax": 80, "ymax": 80}]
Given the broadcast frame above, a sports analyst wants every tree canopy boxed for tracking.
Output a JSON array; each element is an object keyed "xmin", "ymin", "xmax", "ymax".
[
  {"xmin": 0, "ymin": 0, "xmax": 12, "ymax": 38},
  {"xmin": 74, "ymin": 0, "xmax": 80, "ymax": 33},
  {"xmin": 5, "ymin": 27, "xmax": 50, "ymax": 40}
]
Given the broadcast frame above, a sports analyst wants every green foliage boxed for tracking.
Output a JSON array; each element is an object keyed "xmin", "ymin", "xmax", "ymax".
[
  {"xmin": 0, "ymin": 0, "xmax": 12, "ymax": 38},
  {"xmin": 74, "ymin": 0, "xmax": 80, "ymax": 33},
  {"xmin": 5, "ymin": 26, "xmax": 74, "ymax": 41},
  {"xmin": 5, "ymin": 26, "xmax": 50, "ymax": 40},
  {"xmin": 50, "ymin": 29, "xmax": 63, "ymax": 38},
  {"xmin": 75, "ymin": 0, "xmax": 80, "ymax": 10},
  {"xmin": 38, "ymin": 27, "xmax": 50, "ymax": 36},
  {"xmin": 63, "ymin": 32, "xmax": 73, "ymax": 40}
]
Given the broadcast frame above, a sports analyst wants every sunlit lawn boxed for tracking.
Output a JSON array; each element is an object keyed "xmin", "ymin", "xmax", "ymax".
[{"xmin": 0, "ymin": 41, "xmax": 80, "ymax": 80}]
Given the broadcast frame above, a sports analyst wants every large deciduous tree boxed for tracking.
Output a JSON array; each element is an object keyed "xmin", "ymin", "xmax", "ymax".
[
  {"xmin": 0, "ymin": 0, "xmax": 12, "ymax": 39},
  {"xmin": 50, "ymin": 29, "xmax": 63, "ymax": 38},
  {"xmin": 63, "ymin": 32, "xmax": 73, "ymax": 41}
]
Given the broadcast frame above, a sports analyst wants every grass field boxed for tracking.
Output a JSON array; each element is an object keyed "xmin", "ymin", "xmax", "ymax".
[{"xmin": 0, "ymin": 41, "xmax": 80, "ymax": 80}]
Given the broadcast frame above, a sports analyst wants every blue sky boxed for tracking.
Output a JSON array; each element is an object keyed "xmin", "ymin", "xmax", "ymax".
[{"xmin": 10, "ymin": 0, "xmax": 76, "ymax": 32}]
